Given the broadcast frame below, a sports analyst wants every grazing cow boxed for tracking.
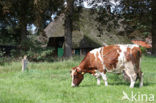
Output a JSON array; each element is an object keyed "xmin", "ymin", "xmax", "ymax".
[{"xmin": 70, "ymin": 44, "xmax": 143, "ymax": 88}]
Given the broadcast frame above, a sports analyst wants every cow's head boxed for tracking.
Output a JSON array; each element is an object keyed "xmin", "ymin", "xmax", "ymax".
[{"xmin": 70, "ymin": 67, "xmax": 84, "ymax": 87}]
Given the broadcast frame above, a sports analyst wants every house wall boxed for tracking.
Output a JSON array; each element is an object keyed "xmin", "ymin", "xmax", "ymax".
[
  {"xmin": 80, "ymin": 48, "xmax": 93, "ymax": 55},
  {"xmin": 72, "ymin": 48, "xmax": 93, "ymax": 56}
]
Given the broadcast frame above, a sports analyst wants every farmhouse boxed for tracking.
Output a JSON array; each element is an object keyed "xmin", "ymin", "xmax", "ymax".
[
  {"xmin": 44, "ymin": 14, "xmax": 102, "ymax": 56},
  {"xmin": 41, "ymin": 9, "xmax": 131, "ymax": 57},
  {"xmin": 43, "ymin": 13, "xmax": 102, "ymax": 57}
]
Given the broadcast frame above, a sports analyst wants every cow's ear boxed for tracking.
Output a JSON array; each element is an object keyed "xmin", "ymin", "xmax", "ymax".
[
  {"xmin": 76, "ymin": 68, "xmax": 81, "ymax": 73},
  {"xmin": 76, "ymin": 68, "xmax": 85, "ymax": 74}
]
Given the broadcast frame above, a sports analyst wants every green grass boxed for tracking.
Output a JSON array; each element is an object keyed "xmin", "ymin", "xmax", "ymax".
[{"xmin": 0, "ymin": 56, "xmax": 156, "ymax": 103}]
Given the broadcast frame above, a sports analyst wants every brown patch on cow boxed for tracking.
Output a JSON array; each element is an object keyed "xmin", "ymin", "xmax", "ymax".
[
  {"xmin": 102, "ymin": 45, "xmax": 121, "ymax": 70},
  {"xmin": 125, "ymin": 47, "xmax": 141, "ymax": 65},
  {"xmin": 79, "ymin": 53, "xmax": 96, "ymax": 70},
  {"xmin": 125, "ymin": 47, "xmax": 141, "ymax": 63}
]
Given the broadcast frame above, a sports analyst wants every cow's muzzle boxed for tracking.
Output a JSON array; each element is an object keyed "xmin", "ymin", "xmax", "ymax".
[{"xmin": 71, "ymin": 83, "xmax": 78, "ymax": 87}]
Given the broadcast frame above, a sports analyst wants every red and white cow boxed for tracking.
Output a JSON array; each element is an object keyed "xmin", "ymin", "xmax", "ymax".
[{"xmin": 70, "ymin": 44, "xmax": 143, "ymax": 88}]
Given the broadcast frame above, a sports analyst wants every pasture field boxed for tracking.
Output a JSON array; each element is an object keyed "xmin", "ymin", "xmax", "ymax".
[{"xmin": 0, "ymin": 56, "xmax": 156, "ymax": 103}]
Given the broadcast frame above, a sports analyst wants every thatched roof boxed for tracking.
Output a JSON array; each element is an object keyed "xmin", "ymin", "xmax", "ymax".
[
  {"xmin": 44, "ymin": 13, "xmax": 101, "ymax": 48},
  {"xmin": 44, "ymin": 14, "xmax": 65, "ymax": 38},
  {"xmin": 43, "ymin": 8, "xmax": 131, "ymax": 48}
]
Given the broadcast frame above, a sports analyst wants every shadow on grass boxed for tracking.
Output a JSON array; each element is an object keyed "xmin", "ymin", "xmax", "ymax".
[
  {"xmin": 109, "ymin": 82, "xmax": 153, "ymax": 87},
  {"xmin": 79, "ymin": 81, "xmax": 156, "ymax": 88},
  {"xmin": 80, "ymin": 84, "xmax": 98, "ymax": 87}
]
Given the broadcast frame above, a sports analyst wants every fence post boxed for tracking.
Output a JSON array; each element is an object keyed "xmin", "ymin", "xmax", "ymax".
[{"xmin": 22, "ymin": 55, "xmax": 28, "ymax": 72}]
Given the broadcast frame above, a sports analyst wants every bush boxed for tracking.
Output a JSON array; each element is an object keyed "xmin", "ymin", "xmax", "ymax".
[
  {"xmin": 26, "ymin": 47, "xmax": 55, "ymax": 62},
  {"xmin": 0, "ymin": 50, "xmax": 5, "ymax": 57},
  {"xmin": 13, "ymin": 35, "xmax": 56, "ymax": 62},
  {"xmin": 140, "ymin": 47, "xmax": 148, "ymax": 55}
]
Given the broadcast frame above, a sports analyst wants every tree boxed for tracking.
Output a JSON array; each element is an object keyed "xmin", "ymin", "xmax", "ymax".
[
  {"xmin": 64, "ymin": 0, "xmax": 74, "ymax": 58},
  {"xmin": 0, "ymin": 0, "xmax": 35, "ymax": 46},
  {"xmin": 152, "ymin": 0, "xmax": 156, "ymax": 55},
  {"xmin": 0, "ymin": 0, "xmax": 64, "ymax": 47},
  {"xmin": 90, "ymin": 0, "xmax": 152, "ymax": 43},
  {"xmin": 33, "ymin": 0, "xmax": 64, "ymax": 33}
]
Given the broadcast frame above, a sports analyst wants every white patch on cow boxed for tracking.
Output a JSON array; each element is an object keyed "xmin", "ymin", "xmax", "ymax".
[
  {"xmin": 129, "ymin": 44, "xmax": 139, "ymax": 48},
  {"xmin": 117, "ymin": 49, "xmax": 120, "ymax": 54},
  {"xmin": 71, "ymin": 69, "xmax": 76, "ymax": 87},
  {"xmin": 98, "ymin": 52, "xmax": 103, "ymax": 64},
  {"xmin": 90, "ymin": 48, "xmax": 101, "ymax": 56},
  {"xmin": 77, "ymin": 67, "xmax": 81, "ymax": 70},
  {"xmin": 114, "ymin": 44, "xmax": 132, "ymax": 73},
  {"xmin": 90, "ymin": 48, "xmax": 103, "ymax": 63}
]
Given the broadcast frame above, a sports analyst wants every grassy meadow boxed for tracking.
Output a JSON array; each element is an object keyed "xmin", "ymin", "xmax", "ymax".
[{"xmin": 0, "ymin": 56, "xmax": 156, "ymax": 103}]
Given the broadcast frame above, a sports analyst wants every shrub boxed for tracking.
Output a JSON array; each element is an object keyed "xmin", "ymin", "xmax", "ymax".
[
  {"xmin": 0, "ymin": 50, "xmax": 5, "ymax": 57},
  {"xmin": 26, "ymin": 47, "xmax": 55, "ymax": 62},
  {"xmin": 140, "ymin": 47, "xmax": 147, "ymax": 55}
]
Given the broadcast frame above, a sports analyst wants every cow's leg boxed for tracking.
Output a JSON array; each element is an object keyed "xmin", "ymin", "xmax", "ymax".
[
  {"xmin": 100, "ymin": 72, "xmax": 108, "ymax": 86},
  {"xmin": 138, "ymin": 71, "xmax": 143, "ymax": 87},
  {"xmin": 128, "ymin": 72, "xmax": 137, "ymax": 88},
  {"xmin": 130, "ymin": 76, "xmax": 136, "ymax": 88},
  {"xmin": 94, "ymin": 70, "xmax": 101, "ymax": 85},
  {"xmin": 124, "ymin": 69, "xmax": 137, "ymax": 88},
  {"xmin": 124, "ymin": 62, "xmax": 137, "ymax": 88},
  {"xmin": 97, "ymin": 77, "xmax": 101, "ymax": 85}
]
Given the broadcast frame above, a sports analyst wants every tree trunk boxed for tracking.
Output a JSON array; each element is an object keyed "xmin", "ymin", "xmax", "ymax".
[
  {"xmin": 64, "ymin": 0, "xmax": 74, "ymax": 58},
  {"xmin": 19, "ymin": 18, "xmax": 28, "ymax": 49},
  {"xmin": 152, "ymin": 0, "xmax": 156, "ymax": 56},
  {"xmin": 20, "ymin": 24, "xmax": 27, "ymax": 44},
  {"xmin": 152, "ymin": 27, "xmax": 156, "ymax": 56}
]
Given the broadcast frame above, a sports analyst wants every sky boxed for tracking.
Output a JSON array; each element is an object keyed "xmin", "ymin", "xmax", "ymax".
[{"xmin": 83, "ymin": 0, "xmax": 120, "ymax": 8}]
